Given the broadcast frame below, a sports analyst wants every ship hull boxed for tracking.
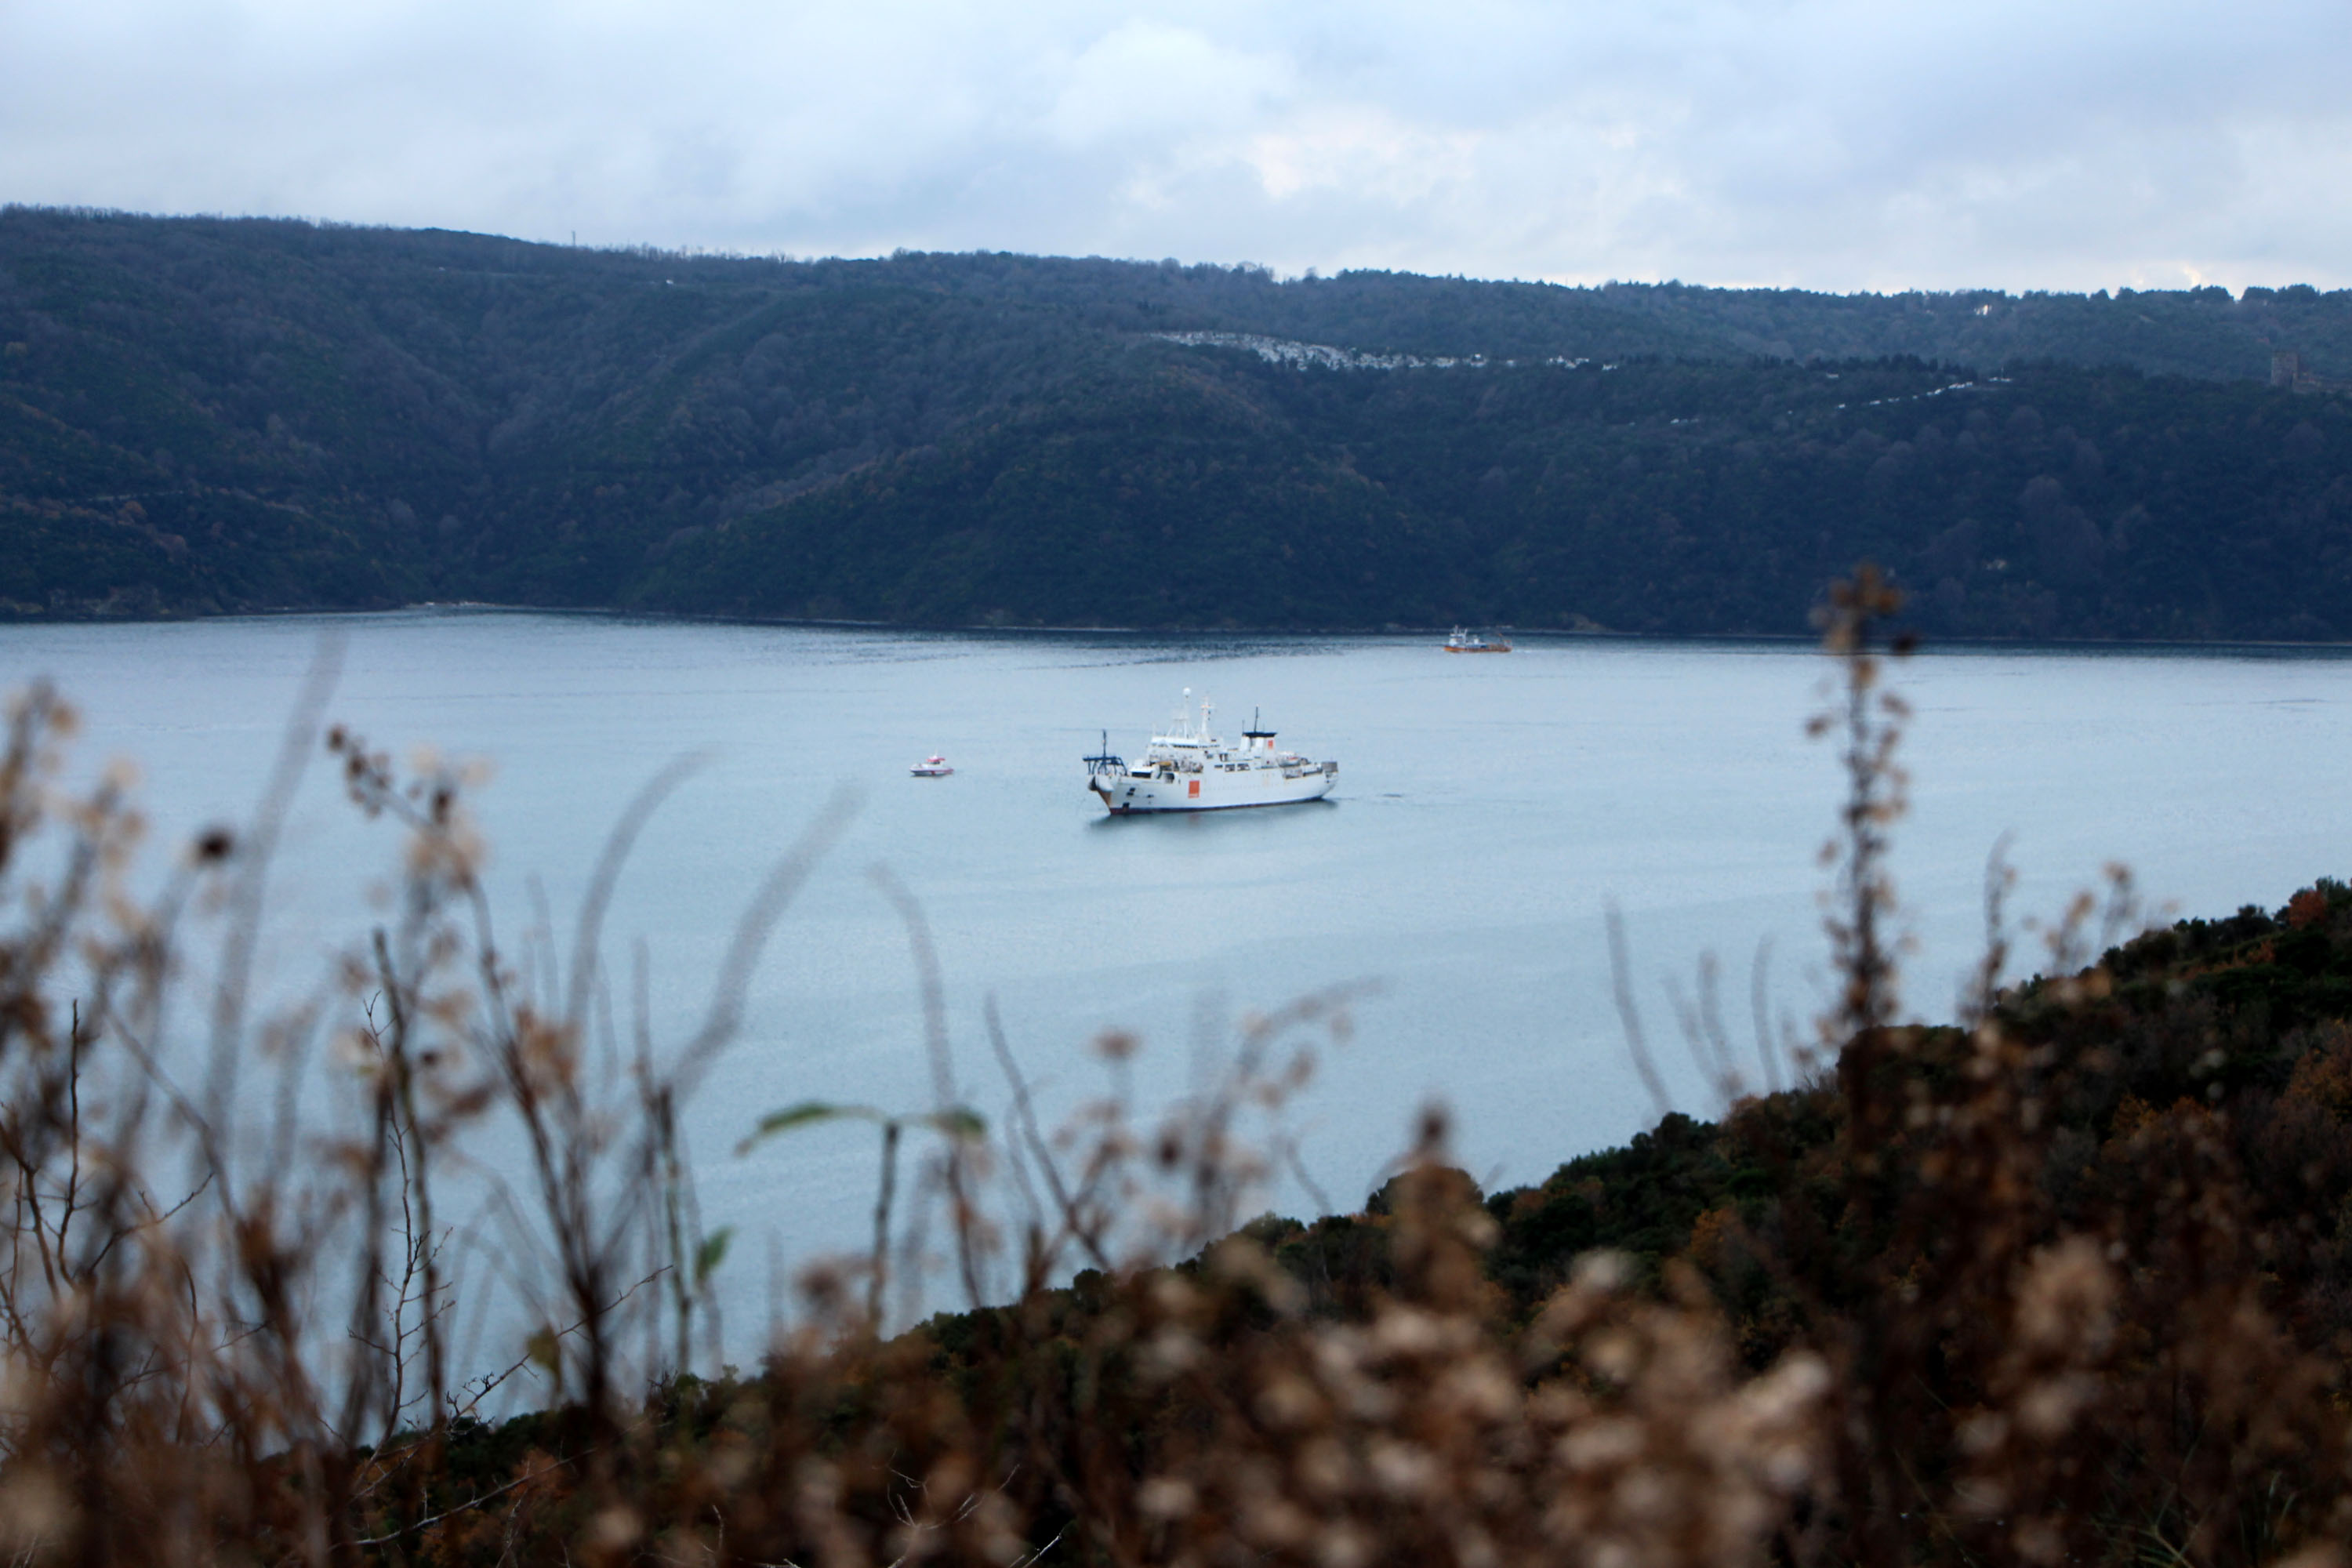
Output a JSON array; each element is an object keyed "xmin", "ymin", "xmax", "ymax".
[{"xmin": 1092, "ymin": 764, "xmax": 1337, "ymax": 814}]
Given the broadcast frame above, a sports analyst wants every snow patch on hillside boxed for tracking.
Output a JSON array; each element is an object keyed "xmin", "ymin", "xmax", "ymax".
[{"xmin": 1154, "ymin": 330, "xmax": 1594, "ymax": 372}]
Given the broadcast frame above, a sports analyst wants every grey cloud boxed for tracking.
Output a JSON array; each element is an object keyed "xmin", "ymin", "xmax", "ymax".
[{"xmin": 1, "ymin": 0, "xmax": 2344, "ymax": 291}]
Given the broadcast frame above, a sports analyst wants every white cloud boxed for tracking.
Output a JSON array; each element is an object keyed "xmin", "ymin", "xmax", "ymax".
[
  {"xmin": 1044, "ymin": 22, "xmax": 1290, "ymax": 148},
  {"xmin": 1, "ymin": 0, "xmax": 2346, "ymax": 290},
  {"xmin": 1242, "ymin": 108, "xmax": 1481, "ymax": 204}
]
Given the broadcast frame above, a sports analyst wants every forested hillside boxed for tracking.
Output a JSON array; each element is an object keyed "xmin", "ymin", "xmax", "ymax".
[{"xmin": 5, "ymin": 206, "xmax": 2350, "ymax": 637}]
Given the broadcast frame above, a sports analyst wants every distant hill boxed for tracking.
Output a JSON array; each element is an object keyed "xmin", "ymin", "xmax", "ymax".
[{"xmin": 4, "ymin": 206, "xmax": 2349, "ymax": 638}]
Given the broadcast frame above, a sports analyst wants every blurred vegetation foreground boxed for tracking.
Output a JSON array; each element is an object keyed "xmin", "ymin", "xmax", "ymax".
[{"xmin": 11, "ymin": 574, "xmax": 2352, "ymax": 1568}]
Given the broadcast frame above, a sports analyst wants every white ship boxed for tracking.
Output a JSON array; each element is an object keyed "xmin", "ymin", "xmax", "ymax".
[{"xmin": 1085, "ymin": 691, "xmax": 1338, "ymax": 814}]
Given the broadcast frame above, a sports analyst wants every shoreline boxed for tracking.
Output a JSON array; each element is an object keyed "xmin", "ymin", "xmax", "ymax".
[{"xmin": 6, "ymin": 598, "xmax": 2352, "ymax": 659}]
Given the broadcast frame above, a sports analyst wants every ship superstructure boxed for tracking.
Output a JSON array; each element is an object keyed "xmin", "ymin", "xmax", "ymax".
[{"xmin": 1084, "ymin": 691, "xmax": 1338, "ymax": 814}]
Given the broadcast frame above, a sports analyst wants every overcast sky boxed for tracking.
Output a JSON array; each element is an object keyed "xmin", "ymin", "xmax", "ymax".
[{"xmin": 4, "ymin": 0, "xmax": 2347, "ymax": 292}]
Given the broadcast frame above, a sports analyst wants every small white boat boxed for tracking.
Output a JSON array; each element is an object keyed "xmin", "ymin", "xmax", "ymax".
[
  {"xmin": 1444, "ymin": 626, "xmax": 1512, "ymax": 653},
  {"xmin": 1084, "ymin": 691, "xmax": 1337, "ymax": 814},
  {"xmin": 909, "ymin": 754, "xmax": 954, "ymax": 778}
]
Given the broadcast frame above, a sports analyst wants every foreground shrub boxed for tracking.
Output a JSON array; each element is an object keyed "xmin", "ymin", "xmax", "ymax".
[{"xmin": 0, "ymin": 574, "xmax": 2348, "ymax": 1566}]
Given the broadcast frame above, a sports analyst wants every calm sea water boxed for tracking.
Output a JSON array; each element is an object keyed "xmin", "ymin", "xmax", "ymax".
[{"xmin": 5, "ymin": 612, "xmax": 2349, "ymax": 1353}]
